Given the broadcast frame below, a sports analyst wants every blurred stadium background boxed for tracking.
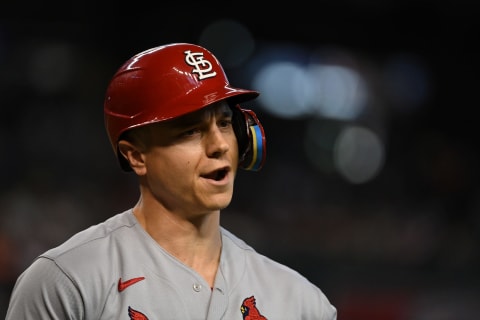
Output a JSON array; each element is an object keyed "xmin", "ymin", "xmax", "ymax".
[{"xmin": 1, "ymin": 3, "xmax": 479, "ymax": 319}]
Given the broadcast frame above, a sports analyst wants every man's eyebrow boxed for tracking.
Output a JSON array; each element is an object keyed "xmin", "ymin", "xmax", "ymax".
[
  {"xmin": 218, "ymin": 106, "xmax": 233, "ymax": 117},
  {"xmin": 165, "ymin": 104, "xmax": 232, "ymax": 128},
  {"xmin": 167, "ymin": 118, "xmax": 199, "ymax": 129}
]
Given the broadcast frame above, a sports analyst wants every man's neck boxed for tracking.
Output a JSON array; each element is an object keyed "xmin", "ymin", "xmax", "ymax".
[{"xmin": 132, "ymin": 201, "xmax": 222, "ymax": 287}]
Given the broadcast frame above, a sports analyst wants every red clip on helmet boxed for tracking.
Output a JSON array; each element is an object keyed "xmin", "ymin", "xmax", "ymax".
[{"xmin": 104, "ymin": 43, "xmax": 266, "ymax": 171}]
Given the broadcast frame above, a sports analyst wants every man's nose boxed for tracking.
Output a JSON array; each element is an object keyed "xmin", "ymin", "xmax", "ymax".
[{"xmin": 206, "ymin": 125, "xmax": 230, "ymax": 158}]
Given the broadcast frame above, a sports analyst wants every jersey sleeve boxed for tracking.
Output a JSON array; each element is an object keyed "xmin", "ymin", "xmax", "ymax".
[
  {"xmin": 5, "ymin": 256, "xmax": 84, "ymax": 320},
  {"xmin": 303, "ymin": 282, "xmax": 337, "ymax": 320}
]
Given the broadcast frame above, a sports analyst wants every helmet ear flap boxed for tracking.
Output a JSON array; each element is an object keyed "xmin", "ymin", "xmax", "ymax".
[{"xmin": 232, "ymin": 104, "xmax": 266, "ymax": 171}]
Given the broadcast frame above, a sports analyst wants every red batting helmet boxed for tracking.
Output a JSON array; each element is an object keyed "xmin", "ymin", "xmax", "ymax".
[{"xmin": 104, "ymin": 43, "xmax": 266, "ymax": 171}]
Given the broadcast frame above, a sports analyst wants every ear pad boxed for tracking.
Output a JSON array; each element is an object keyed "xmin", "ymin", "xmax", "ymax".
[{"xmin": 232, "ymin": 104, "xmax": 266, "ymax": 171}]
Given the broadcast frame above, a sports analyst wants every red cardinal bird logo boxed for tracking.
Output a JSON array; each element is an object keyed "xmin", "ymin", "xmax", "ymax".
[
  {"xmin": 240, "ymin": 296, "xmax": 268, "ymax": 320},
  {"xmin": 128, "ymin": 306, "xmax": 149, "ymax": 320}
]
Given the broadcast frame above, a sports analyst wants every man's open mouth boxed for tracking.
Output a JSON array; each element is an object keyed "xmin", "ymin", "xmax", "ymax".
[{"xmin": 202, "ymin": 168, "xmax": 229, "ymax": 181}]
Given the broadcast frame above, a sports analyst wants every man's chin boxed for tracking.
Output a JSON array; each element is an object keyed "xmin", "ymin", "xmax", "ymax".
[{"xmin": 208, "ymin": 194, "xmax": 233, "ymax": 211}]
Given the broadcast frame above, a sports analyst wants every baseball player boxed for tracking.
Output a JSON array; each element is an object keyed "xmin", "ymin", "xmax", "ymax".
[{"xmin": 6, "ymin": 43, "xmax": 337, "ymax": 319}]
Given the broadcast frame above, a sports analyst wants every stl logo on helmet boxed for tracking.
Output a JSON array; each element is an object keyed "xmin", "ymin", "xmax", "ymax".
[{"xmin": 184, "ymin": 50, "xmax": 217, "ymax": 80}]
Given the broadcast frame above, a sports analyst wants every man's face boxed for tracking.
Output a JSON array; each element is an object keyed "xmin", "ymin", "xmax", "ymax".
[{"xmin": 140, "ymin": 100, "xmax": 239, "ymax": 217}]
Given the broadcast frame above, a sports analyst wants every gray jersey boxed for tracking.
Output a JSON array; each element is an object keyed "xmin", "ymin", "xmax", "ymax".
[{"xmin": 6, "ymin": 210, "xmax": 337, "ymax": 319}]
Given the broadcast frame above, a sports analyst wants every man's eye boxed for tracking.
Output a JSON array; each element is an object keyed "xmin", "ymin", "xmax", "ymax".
[
  {"xmin": 219, "ymin": 119, "xmax": 232, "ymax": 128},
  {"xmin": 182, "ymin": 128, "xmax": 199, "ymax": 137}
]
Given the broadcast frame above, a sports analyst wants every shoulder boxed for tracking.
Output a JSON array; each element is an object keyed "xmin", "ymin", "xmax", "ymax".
[
  {"xmin": 220, "ymin": 228, "xmax": 337, "ymax": 319},
  {"xmin": 7, "ymin": 210, "xmax": 143, "ymax": 319},
  {"xmin": 43, "ymin": 210, "xmax": 136, "ymax": 254},
  {"xmin": 221, "ymin": 227, "xmax": 312, "ymax": 285},
  {"xmin": 6, "ymin": 257, "xmax": 84, "ymax": 319},
  {"xmin": 34, "ymin": 209, "xmax": 141, "ymax": 278}
]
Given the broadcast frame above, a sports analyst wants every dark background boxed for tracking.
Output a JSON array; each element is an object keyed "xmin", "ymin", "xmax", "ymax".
[{"xmin": 1, "ymin": 2, "xmax": 479, "ymax": 319}]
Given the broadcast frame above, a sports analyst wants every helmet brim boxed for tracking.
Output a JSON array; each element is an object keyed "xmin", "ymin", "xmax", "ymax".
[{"xmin": 117, "ymin": 86, "xmax": 259, "ymax": 172}]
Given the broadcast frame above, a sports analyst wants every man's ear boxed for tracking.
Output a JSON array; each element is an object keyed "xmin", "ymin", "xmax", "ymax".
[{"xmin": 118, "ymin": 140, "xmax": 146, "ymax": 175}]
